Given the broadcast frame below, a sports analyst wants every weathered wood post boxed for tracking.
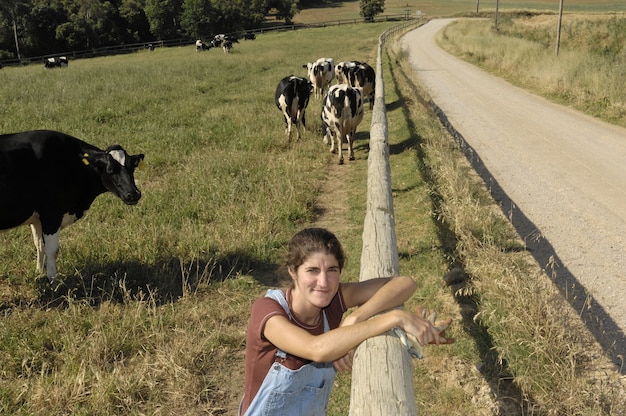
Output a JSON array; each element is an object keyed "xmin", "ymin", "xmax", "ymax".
[{"xmin": 348, "ymin": 30, "xmax": 418, "ymax": 416}]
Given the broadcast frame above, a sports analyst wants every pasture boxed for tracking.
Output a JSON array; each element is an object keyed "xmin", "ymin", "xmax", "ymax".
[
  {"xmin": 2, "ymin": 6, "xmax": 626, "ymax": 415},
  {"xmin": 0, "ymin": 21, "xmax": 409, "ymax": 415}
]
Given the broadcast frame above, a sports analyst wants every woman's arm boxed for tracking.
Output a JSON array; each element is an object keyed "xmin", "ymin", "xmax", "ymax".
[
  {"xmin": 340, "ymin": 275, "xmax": 417, "ymax": 326},
  {"xmin": 264, "ymin": 307, "xmax": 441, "ymax": 363}
]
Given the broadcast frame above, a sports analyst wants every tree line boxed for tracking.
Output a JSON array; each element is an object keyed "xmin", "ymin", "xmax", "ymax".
[{"xmin": 0, "ymin": 0, "xmax": 335, "ymax": 60}]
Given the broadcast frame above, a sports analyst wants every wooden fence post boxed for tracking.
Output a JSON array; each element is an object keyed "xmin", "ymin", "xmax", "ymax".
[{"xmin": 348, "ymin": 29, "xmax": 418, "ymax": 416}]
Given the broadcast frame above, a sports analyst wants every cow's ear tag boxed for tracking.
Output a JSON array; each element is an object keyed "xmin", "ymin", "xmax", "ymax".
[
  {"xmin": 82, "ymin": 153, "xmax": 90, "ymax": 165},
  {"xmin": 137, "ymin": 159, "xmax": 144, "ymax": 169}
]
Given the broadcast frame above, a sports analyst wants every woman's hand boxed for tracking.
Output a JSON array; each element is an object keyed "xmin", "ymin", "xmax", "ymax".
[
  {"xmin": 333, "ymin": 349, "xmax": 354, "ymax": 371},
  {"xmin": 400, "ymin": 308, "xmax": 454, "ymax": 346}
]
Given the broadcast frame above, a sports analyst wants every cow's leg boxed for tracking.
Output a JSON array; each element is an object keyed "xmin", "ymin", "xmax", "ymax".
[
  {"xmin": 30, "ymin": 222, "xmax": 45, "ymax": 275},
  {"xmin": 347, "ymin": 133, "xmax": 355, "ymax": 161},
  {"xmin": 337, "ymin": 134, "xmax": 344, "ymax": 165},
  {"xmin": 42, "ymin": 231, "xmax": 60, "ymax": 281},
  {"xmin": 295, "ymin": 111, "xmax": 305, "ymax": 141},
  {"xmin": 282, "ymin": 113, "xmax": 293, "ymax": 141}
]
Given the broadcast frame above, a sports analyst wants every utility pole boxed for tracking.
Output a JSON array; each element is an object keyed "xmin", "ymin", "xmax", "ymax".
[
  {"xmin": 495, "ymin": 0, "xmax": 500, "ymax": 32},
  {"xmin": 555, "ymin": 0, "xmax": 564, "ymax": 56}
]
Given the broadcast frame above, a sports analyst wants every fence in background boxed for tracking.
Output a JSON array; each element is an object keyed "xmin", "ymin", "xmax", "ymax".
[{"xmin": 0, "ymin": 14, "xmax": 417, "ymax": 68}]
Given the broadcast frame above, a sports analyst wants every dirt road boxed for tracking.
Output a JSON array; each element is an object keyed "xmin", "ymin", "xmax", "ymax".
[{"xmin": 401, "ymin": 19, "xmax": 626, "ymax": 369}]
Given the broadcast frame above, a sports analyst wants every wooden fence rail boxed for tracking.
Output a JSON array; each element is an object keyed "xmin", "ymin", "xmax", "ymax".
[{"xmin": 349, "ymin": 18, "xmax": 425, "ymax": 416}]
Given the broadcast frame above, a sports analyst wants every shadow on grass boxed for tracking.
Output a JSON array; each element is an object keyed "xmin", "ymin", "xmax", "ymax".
[{"xmin": 34, "ymin": 251, "xmax": 282, "ymax": 308}]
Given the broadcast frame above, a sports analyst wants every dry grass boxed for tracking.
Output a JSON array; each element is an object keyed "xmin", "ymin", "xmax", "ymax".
[
  {"xmin": 438, "ymin": 14, "xmax": 626, "ymax": 127},
  {"xmin": 386, "ymin": 23, "xmax": 626, "ymax": 414}
]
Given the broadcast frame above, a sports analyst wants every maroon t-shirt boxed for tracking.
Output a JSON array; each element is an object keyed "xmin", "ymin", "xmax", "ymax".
[{"xmin": 240, "ymin": 286, "xmax": 347, "ymax": 415}]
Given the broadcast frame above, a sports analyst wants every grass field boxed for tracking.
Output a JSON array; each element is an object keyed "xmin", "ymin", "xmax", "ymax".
[
  {"xmin": 295, "ymin": 0, "xmax": 626, "ymax": 22},
  {"xmin": 1, "ymin": 2, "xmax": 626, "ymax": 415}
]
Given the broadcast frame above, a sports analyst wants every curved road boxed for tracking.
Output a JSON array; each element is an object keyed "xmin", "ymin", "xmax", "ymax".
[{"xmin": 402, "ymin": 19, "xmax": 626, "ymax": 369}]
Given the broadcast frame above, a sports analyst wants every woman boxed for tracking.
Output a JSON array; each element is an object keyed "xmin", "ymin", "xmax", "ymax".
[{"xmin": 240, "ymin": 228, "xmax": 451, "ymax": 416}]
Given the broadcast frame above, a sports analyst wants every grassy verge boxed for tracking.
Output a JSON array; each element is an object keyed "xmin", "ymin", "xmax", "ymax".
[
  {"xmin": 437, "ymin": 14, "xmax": 626, "ymax": 127},
  {"xmin": 386, "ymin": 17, "xmax": 626, "ymax": 415}
]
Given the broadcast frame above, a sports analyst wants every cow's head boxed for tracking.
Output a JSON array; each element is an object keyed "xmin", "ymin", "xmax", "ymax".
[{"xmin": 82, "ymin": 145, "xmax": 144, "ymax": 205}]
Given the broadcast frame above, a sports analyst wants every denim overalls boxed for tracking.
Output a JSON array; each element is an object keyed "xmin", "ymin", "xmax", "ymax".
[{"xmin": 242, "ymin": 289, "xmax": 336, "ymax": 416}]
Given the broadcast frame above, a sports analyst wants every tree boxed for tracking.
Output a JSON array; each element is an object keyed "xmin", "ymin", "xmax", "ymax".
[
  {"xmin": 145, "ymin": 0, "xmax": 183, "ymax": 40},
  {"xmin": 0, "ymin": 0, "xmax": 33, "ymax": 59},
  {"xmin": 180, "ymin": 0, "xmax": 215, "ymax": 38},
  {"xmin": 360, "ymin": 0, "xmax": 384, "ymax": 22},
  {"xmin": 268, "ymin": 0, "xmax": 298, "ymax": 25}
]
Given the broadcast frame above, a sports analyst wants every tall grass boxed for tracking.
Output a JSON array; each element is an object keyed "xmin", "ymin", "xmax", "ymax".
[
  {"xmin": 388, "ymin": 16, "xmax": 626, "ymax": 415},
  {"xmin": 438, "ymin": 14, "xmax": 626, "ymax": 126}
]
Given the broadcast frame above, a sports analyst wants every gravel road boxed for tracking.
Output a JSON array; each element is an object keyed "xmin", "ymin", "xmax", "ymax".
[{"xmin": 401, "ymin": 19, "xmax": 626, "ymax": 370}]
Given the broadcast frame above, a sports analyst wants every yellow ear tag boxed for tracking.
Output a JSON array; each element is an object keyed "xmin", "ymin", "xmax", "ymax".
[
  {"xmin": 137, "ymin": 159, "xmax": 144, "ymax": 169},
  {"xmin": 82, "ymin": 153, "xmax": 90, "ymax": 165}
]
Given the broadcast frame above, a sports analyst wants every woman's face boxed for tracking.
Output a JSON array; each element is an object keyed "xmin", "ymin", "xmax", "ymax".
[{"xmin": 289, "ymin": 251, "xmax": 341, "ymax": 309}]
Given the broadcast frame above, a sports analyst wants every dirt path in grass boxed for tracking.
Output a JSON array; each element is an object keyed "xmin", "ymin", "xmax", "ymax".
[{"xmin": 402, "ymin": 19, "xmax": 626, "ymax": 371}]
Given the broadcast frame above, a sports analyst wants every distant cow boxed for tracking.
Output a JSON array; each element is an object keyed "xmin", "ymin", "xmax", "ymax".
[
  {"xmin": 275, "ymin": 75, "xmax": 313, "ymax": 142},
  {"xmin": 222, "ymin": 40, "xmax": 233, "ymax": 53},
  {"xmin": 44, "ymin": 56, "xmax": 68, "ymax": 68},
  {"xmin": 0, "ymin": 130, "xmax": 144, "ymax": 281},
  {"xmin": 336, "ymin": 61, "xmax": 375, "ymax": 108},
  {"xmin": 303, "ymin": 57, "xmax": 334, "ymax": 100},
  {"xmin": 196, "ymin": 40, "xmax": 208, "ymax": 51},
  {"xmin": 321, "ymin": 84, "xmax": 365, "ymax": 164},
  {"xmin": 243, "ymin": 32, "xmax": 256, "ymax": 40}
]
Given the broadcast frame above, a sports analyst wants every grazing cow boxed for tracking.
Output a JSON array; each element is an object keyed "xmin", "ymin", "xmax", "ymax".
[
  {"xmin": 275, "ymin": 75, "xmax": 313, "ymax": 142},
  {"xmin": 0, "ymin": 130, "xmax": 144, "ymax": 281},
  {"xmin": 44, "ymin": 56, "xmax": 68, "ymax": 68},
  {"xmin": 243, "ymin": 32, "xmax": 256, "ymax": 40},
  {"xmin": 196, "ymin": 40, "xmax": 211, "ymax": 51},
  {"xmin": 336, "ymin": 61, "xmax": 375, "ymax": 108},
  {"xmin": 222, "ymin": 40, "xmax": 233, "ymax": 53},
  {"xmin": 321, "ymin": 84, "xmax": 364, "ymax": 164},
  {"xmin": 303, "ymin": 57, "xmax": 334, "ymax": 100}
]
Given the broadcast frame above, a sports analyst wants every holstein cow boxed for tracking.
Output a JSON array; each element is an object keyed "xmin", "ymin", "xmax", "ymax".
[
  {"xmin": 0, "ymin": 130, "xmax": 144, "ymax": 281},
  {"xmin": 275, "ymin": 75, "xmax": 313, "ymax": 142},
  {"xmin": 335, "ymin": 61, "xmax": 362, "ymax": 84},
  {"xmin": 222, "ymin": 40, "xmax": 233, "ymax": 53},
  {"xmin": 321, "ymin": 84, "xmax": 364, "ymax": 164},
  {"xmin": 337, "ymin": 61, "xmax": 375, "ymax": 109},
  {"xmin": 196, "ymin": 39, "xmax": 211, "ymax": 51},
  {"xmin": 44, "ymin": 56, "xmax": 68, "ymax": 68},
  {"xmin": 303, "ymin": 57, "xmax": 334, "ymax": 100}
]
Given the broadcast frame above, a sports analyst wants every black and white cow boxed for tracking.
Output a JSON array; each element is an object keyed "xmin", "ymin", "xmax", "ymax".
[
  {"xmin": 321, "ymin": 84, "xmax": 365, "ymax": 164},
  {"xmin": 222, "ymin": 40, "xmax": 233, "ymax": 53},
  {"xmin": 275, "ymin": 75, "xmax": 313, "ymax": 142},
  {"xmin": 303, "ymin": 57, "xmax": 334, "ymax": 100},
  {"xmin": 196, "ymin": 39, "xmax": 211, "ymax": 51},
  {"xmin": 44, "ymin": 56, "xmax": 68, "ymax": 68},
  {"xmin": 0, "ymin": 130, "xmax": 144, "ymax": 281},
  {"xmin": 336, "ymin": 61, "xmax": 375, "ymax": 109},
  {"xmin": 334, "ymin": 61, "xmax": 362, "ymax": 84}
]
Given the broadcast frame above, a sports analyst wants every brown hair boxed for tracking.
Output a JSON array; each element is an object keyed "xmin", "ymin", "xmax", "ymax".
[{"xmin": 285, "ymin": 228, "xmax": 346, "ymax": 275}]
